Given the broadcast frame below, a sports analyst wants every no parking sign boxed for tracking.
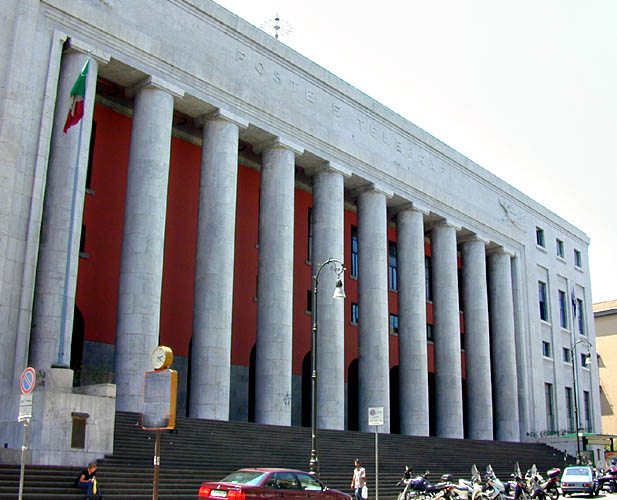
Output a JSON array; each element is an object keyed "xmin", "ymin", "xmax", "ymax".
[
  {"xmin": 20, "ymin": 367, "xmax": 36, "ymax": 395},
  {"xmin": 18, "ymin": 367, "xmax": 36, "ymax": 422}
]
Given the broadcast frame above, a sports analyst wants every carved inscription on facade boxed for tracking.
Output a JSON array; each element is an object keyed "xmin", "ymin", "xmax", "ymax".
[{"xmin": 234, "ymin": 49, "xmax": 448, "ymax": 180}]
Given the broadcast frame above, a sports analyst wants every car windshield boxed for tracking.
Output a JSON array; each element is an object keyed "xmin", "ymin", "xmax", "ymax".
[
  {"xmin": 220, "ymin": 471, "xmax": 268, "ymax": 486},
  {"xmin": 564, "ymin": 468, "xmax": 590, "ymax": 476}
]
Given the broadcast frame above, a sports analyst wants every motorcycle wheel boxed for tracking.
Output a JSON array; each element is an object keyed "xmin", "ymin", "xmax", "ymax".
[
  {"xmin": 608, "ymin": 482, "xmax": 617, "ymax": 494},
  {"xmin": 547, "ymin": 489, "xmax": 559, "ymax": 500}
]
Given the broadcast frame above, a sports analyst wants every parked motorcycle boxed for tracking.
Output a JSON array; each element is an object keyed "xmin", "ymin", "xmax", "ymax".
[
  {"xmin": 524, "ymin": 464, "xmax": 560, "ymax": 500},
  {"xmin": 485, "ymin": 464, "xmax": 508, "ymax": 500},
  {"xmin": 597, "ymin": 462, "xmax": 617, "ymax": 493},
  {"xmin": 396, "ymin": 467, "xmax": 452, "ymax": 500},
  {"xmin": 454, "ymin": 465, "xmax": 486, "ymax": 500},
  {"xmin": 542, "ymin": 468, "xmax": 561, "ymax": 500},
  {"xmin": 505, "ymin": 462, "xmax": 531, "ymax": 500}
]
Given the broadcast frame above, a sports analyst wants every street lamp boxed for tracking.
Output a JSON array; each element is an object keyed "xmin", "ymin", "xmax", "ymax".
[
  {"xmin": 309, "ymin": 257, "xmax": 346, "ymax": 478},
  {"xmin": 570, "ymin": 337, "xmax": 592, "ymax": 464}
]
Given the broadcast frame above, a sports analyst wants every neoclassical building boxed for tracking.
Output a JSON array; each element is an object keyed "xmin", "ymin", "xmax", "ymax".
[{"xmin": 0, "ymin": 0, "xmax": 601, "ymax": 463}]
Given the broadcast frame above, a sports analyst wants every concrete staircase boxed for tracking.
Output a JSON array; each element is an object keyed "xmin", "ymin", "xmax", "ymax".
[{"xmin": 0, "ymin": 411, "xmax": 570, "ymax": 499}]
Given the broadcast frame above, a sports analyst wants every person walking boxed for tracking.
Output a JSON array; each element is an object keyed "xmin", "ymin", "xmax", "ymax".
[{"xmin": 351, "ymin": 458, "xmax": 367, "ymax": 500}]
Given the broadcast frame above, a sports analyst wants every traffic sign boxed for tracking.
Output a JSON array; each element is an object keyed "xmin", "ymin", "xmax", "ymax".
[
  {"xmin": 368, "ymin": 406, "xmax": 384, "ymax": 426},
  {"xmin": 19, "ymin": 367, "xmax": 36, "ymax": 395}
]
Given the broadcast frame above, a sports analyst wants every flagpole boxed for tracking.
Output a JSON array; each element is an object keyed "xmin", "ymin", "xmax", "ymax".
[{"xmin": 56, "ymin": 57, "xmax": 89, "ymax": 367}]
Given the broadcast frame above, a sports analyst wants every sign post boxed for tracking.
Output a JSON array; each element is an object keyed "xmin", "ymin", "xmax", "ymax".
[
  {"xmin": 368, "ymin": 407, "xmax": 384, "ymax": 500},
  {"xmin": 18, "ymin": 367, "xmax": 36, "ymax": 500},
  {"xmin": 143, "ymin": 346, "xmax": 177, "ymax": 500}
]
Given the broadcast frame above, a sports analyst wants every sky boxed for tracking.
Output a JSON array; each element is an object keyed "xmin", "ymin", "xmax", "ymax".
[{"xmin": 213, "ymin": 0, "xmax": 617, "ymax": 303}]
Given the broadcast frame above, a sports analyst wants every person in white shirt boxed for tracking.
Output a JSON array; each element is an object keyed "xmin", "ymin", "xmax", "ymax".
[{"xmin": 350, "ymin": 458, "xmax": 367, "ymax": 500}]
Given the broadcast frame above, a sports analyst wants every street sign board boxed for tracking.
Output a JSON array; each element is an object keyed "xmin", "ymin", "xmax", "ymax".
[
  {"xmin": 19, "ymin": 367, "xmax": 36, "ymax": 395},
  {"xmin": 142, "ymin": 369, "xmax": 178, "ymax": 430},
  {"xmin": 18, "ymin": 394, "xmax": 33, "ymax": 422},
  {"xmin": 368, "ymin": 406, "xmax": 384, "ymax": 426}
]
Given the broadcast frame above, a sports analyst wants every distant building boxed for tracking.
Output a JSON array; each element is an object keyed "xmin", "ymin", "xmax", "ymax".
[
  {"xmin": 0, "ymin": 0, "xmax": 601, "ymax": 464},
  {"xmin": 595, "ymin": 300, "xmax": 617, "ymax": 435}
]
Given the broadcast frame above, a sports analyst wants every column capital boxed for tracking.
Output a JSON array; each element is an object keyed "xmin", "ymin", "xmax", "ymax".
[
  {"xmin": 487, "ymin": 245, "xmax": 515, "ymax": 258},
  {"xmin": 64, "ymin": 35, "xmax": 112, "ymax": 65},
  {"xmin": 126, "ymin": 75, "xmax": 185, "ymax": 99},
  {"xmin": 352, "ymin": 182, "xmax": 393, "ymax": 199},
  {"xmin": 304, "ymin": 161, "xmax": 352, "ymax": 178},
  {"xmin": 254, "ymin": 136, "xmax": 304, "ymax": 156},
  {"xmin": 196, "ymin": 108, "xmax": 248, "ymax": 129},
  {"xmin": 459, "ymin": 232, "xmax": 490, "ymax": 246},
  {"xmin": 430, "ymin": 218, "xmax": 462, "ymax": 232},
  {"xmin": 391, "ymin": 200, "xmax": 431, "ymax": 217}
]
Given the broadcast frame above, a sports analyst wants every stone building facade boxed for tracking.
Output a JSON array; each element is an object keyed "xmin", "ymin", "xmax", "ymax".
[
  {"xmin": 0, "ymin": 0, "xmax": 601, "ymax": 464},
  {"xmin": 595, "ymin": 300, "xmax": 617, "ymax": 436}
]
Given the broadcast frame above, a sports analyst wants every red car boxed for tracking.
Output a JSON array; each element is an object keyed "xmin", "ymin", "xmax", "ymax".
[{"xmin": 198, "ymin": 468, "xmax": 353, "ymax": 500}]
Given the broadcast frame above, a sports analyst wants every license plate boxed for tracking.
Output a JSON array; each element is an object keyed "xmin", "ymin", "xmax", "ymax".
[{"xmin": 211, "ymin": 490, "xmax": 228, "ymax": 497}]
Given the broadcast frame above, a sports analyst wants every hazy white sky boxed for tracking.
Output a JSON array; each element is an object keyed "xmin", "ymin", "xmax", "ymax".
[{"xmin": 214, "ymin": 0, "xmax": 616, "ymax": 303}]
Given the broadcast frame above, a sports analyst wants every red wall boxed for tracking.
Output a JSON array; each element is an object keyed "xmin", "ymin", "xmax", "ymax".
[{"xmin": 77, "ymin": 104, "xmax": 463, "ymax": 379}]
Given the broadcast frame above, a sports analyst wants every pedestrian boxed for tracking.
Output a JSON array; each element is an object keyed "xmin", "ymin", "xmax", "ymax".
[
  {"xmin": 75, "ymin": 461, "xmax": 98, "ymax": 499},
  {"xmin": 351, "ymin": 458, "xmax": 367, "ymax": 500}
]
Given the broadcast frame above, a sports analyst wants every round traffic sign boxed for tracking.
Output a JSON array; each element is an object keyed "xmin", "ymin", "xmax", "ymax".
[{"xmin": 20, "ymin": 367, "xmax": 36, "ymax": 395}]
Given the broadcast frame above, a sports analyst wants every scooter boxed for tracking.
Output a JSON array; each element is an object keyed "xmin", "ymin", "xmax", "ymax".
[
  {"xmin": 597, "ymin": 464, "xmax": 617, "ymax": 493},
  {"xmin": 505, "ymin": 462, "xmax": 531, "ymax": 500},
  {"xmin": 485, "ymin": 465, "xmax": 508, "ymax": 500},
  {"xmin": 454, "ymin": 465, "xmax": 486, "ymax": 500},
  {"xmin": 525, "ymin": 465, "xmax": 549, "ymax": 500},
  {"xmin": 541, "ymin": 468, "xmax": 561, "ymax": 500}
]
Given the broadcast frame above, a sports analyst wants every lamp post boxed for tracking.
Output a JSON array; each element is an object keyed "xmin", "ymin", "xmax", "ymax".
[
  {"xmin": 570, "ymin": 337, "xmax": 592, "ymax": 464},
  {"xmin": 309, "ymin": 257, "xmax": 346, "ymax": 478}
]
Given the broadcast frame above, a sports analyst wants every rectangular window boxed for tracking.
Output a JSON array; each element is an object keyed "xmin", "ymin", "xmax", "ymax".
[
  {"xmin": 580, "ymin": 351, "xmax": 590, "ymax": 368},
  {"xmin": 79, "ymin": 225, "xmax": 87, "ymax": 255},
  {"xmin": 583, "ymin": 391, "xmax": 592, "ymax": 432},
  {"xmin": 85, "ymin": 121, "xmax": 97, "ymax": 190},
  {"xmin": 536, "ymin": 227, "xmax": 545, "ymax": 247},
  {"xmin": 556, "ymin": 238, "xmax": 564, "ymax": 258},
  {"xmin": 389, "ymin": 314, "xmax": 399, "ymax": 335},
  {"xmin": 306, "ymin": 290, "xmax": 312, "ymax": 313},
  {"xmin": 574, "ymin": 249, "xmax": 582, "ymax": 268},
  {"xmin": 542, "ymin": 341, "xmax": 552, "ymax": 358},
  {"xmin": 71, "ymin": 412, "xmax": 89, "ymax": 449},
  {"xmin": 558, "ymin": 290, "xmax": 568, "ymax": 328},
  {"xmin": 563, "ymin": 347, "xmax": 572, "ymax": 363},
  {"xmin": 426, "ymin": 323, "xmax": 433, "ymax": 342},
  {"xmin": 307, "ymin": 209, "xmax": 312, "ymax": 263},
  {"xmin": 389, "ymin": 241, "xmax": 398, "ymax": 291},
  {"xmin": 545, "ymin": 383, "xmax": 555, "ymax": 432},
  {"xmin": 425, "ymin": 256, "xmax": 433, "ymax": 301},
  {"xmin": 565, "ymin": 387, "xmax": 574, "ymax": 432},
  {"xmin": 538, "ymin": 281, "xmax": 548, "ymax": 321},
  {"xmin": 351, "ymin": 303, "xmax": 359, "ymax": 325},
  {"xmin": 577, "ymin": 298, "xmax": 585, "ymax": 335},
  {"xmin": 351, "ymin": 226, "xmax": 358, "ymax": 278}
]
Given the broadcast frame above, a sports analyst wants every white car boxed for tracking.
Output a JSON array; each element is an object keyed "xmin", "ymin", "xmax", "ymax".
[{"xmin": 561, "ymin": 466, "xmax": 599, "ymax": 496}]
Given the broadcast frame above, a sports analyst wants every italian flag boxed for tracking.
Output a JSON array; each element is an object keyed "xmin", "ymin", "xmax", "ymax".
[{"xmin": 63, "ymin": 58, "xmax": 90, "ymax": 134}]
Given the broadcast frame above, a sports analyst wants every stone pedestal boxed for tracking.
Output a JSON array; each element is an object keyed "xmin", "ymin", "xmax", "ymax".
[{"xmin": 0, "ymin": 368, "xmax": 116, "ymax": 465}]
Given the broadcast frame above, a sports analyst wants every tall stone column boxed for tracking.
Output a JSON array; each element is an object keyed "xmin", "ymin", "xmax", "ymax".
[
  {"xmin": 255, "ymin": 138, "xmax": 303, "ymax": 426},
  {"xmin": 358, "ymin": 187, "xmax": 390, "ymax": 432},
  {"xmin": 397, "ymin": 207, "xmax": 429, "ymax": 436},
  {"xmin": 114, "ymin": 76, "xmax": 183, "ymax": 412},
  {"xmin": 312, "ymin": 165, "xmax": 348, "ymax": 430},
  {"xmin": 487, "ymin": 249, "xmax": 520, "ymax": 441},
  {"xmin": 190, "ymin": 110, "xmax": 247, "ymax": 420},
  {"xmin": 461, "ymin": 238, "xmax": 493, "ymax": 440},
  {"xmin": 30, "ymin": 48, "xmax": 103, "ymax": 370},
  {"xmin": 431, "ymin": 222, "xmax": 464, "ymax": 438}
]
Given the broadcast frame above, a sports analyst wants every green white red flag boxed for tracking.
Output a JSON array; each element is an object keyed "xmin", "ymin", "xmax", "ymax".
[{"xmin": 63, "ymin": 58, "xmax": 90, "ymax": 133}]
